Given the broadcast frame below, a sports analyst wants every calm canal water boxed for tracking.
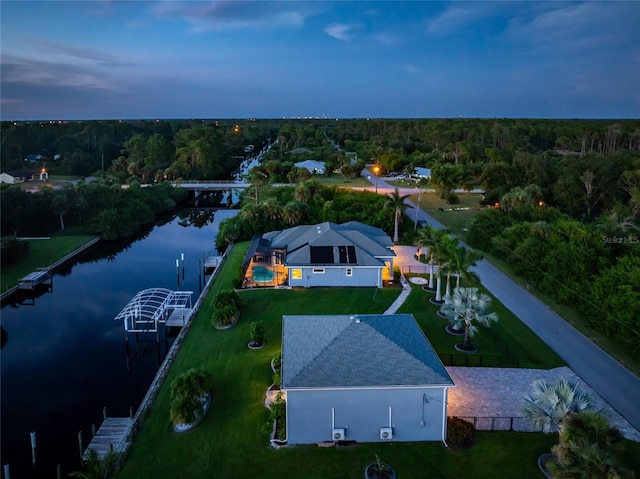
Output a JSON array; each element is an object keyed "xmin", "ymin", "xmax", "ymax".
[{"xmin": 0, "ymin": 209, "xmax": 237, "ymax": 479}]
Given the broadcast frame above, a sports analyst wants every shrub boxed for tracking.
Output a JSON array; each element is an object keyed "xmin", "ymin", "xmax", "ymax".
[
  {"xmin": 249, "ymin": 321, "xmax": 265, "ymax": 346},
  {"xmin": 446, "ymin": 192, "xmax": 460, "ymax": 205},
  {"xmin": 393, "ymin": 266, "xmax": 401, "ymax": 282},
  {"xmin": 272, "ymin": 352, "xmax": 281, "ymax": 371},
  {"xmin": 212, "ymin": 304, "xmax": 238, "ymax": 327},
  {"xmin": 232, "ymin": 276, "xmax": 243, "ymax": 289},
  {"xmin": 265, "ymin": 392, "xmax": 286, "ymax": 441},
  {"xmin": 447, "ymin": 416, "xmax": 476, "ymax": 448}
]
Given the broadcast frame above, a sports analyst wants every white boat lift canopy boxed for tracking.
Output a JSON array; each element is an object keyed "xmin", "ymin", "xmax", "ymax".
[{"xmin": 114, "ymin": 288, "xmax": 193, "ymax": 333}]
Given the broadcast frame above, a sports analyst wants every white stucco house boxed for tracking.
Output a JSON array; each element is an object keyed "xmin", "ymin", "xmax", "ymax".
[
  {"xmin": 282, "ymin": 314, "xmax": 455, "ymax": 444},
  {"xmin": 294, "ymin": 160, "xmax": 326, "ymax": 175},
  {"xmin": 241, "ymin": 222, "xmax": 395, "ymax": 288}
]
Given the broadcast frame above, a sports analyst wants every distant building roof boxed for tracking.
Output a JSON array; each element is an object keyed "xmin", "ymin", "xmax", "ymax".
[
  {"xmin": 288, "ymin": 147, "xmax": 313, "ymax": 155},
  {"xmin": 294, "ymin": 160, "xmax": 325, "ymax": 173},
  {"xmin": 282, "ymin": 314, "xmax": 454, "ymax": 389},
  {"xmin": 414, "ymin": 167, "xmax": 431, "ymax": 178},
  {"xmin": 6, "ymin": 169, "xmax": 35, "ymax": 178}
]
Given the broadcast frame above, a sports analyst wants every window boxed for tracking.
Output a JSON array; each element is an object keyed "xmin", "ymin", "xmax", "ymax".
[
  {"xmin": 312, "ymin": 268, "xmax": 325, "ymax": 274},
  {"xmin": 292, "ymin": 269, "xmax": 302, "ymax": 280},
  {"xmin": 346, "ymin": 268, "xmax": 352, "ymax": 277}
]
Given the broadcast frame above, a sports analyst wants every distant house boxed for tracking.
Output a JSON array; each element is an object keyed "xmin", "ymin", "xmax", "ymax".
[
  {"xmin": 288, "ymin": 147, "xmax": 313, "ymax": 155},
  {"xmin": 1, "ymin": 169, "xmax": 35, "ymax": 184},
  {"xmin": 294, "ymin": 160, "xmax": 326, "ymax": 175},
  {"xmin": 413, "ymin": 167, "xmax": 431, "ymax": 180},
  {"xmin": 25, "ymin": 154, "xmax": 46, "ymax": 163},
  {"xmin": 345, "ymin": 151, "xmax": 358, "ymax": 164},
  {"xmin": 282, "ymin": 314, "xmax": 455, "ymax": 444},
  {"xmin": 241, "ymin": 221, "xmax": 395, "ymax": 288}
]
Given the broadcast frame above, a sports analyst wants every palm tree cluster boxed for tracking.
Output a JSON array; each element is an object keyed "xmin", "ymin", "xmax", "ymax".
[
  {"xmin": 170, "ymin": 368, "xmax": 213, "ymax": 428},
  {"xmin": 211, "ymin": 290, "xmax": 242, "ymax": 328},
  {"xmin": 519, "ymin": 379, "xmax": 635, "ymax": 478},
  {"xmin": 549, "ymin": 412, "xmax": 631, "ymax": 478},
  {"xmin": 414, "ymin": 224, "xmax": 482, "ymax": 301}
]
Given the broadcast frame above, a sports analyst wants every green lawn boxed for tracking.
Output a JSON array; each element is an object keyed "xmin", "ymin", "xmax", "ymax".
[
  {"xmin": 314, "ymin": 175, "xmax": 373, "ymax": 187},
  {"xmin": 1, "ymin": 234, "xmax": 96, "ymax": 292},
  {"xmin": 399, "ymin": 277, "xmax": 566, "ymax": 369},
  {"xmin": 117, "ymin": 242, "xmax": 583, "ymax": 479},
  {"xmin": 409, "ymin": 193, "xmax": 484, "ymax": 236}
]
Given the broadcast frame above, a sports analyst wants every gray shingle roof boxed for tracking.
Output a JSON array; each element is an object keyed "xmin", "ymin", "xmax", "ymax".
[
  {"xmin": 282, "ymin": 314, "xmax": 454, "ymax": 389},
  {"xmin": 266, "ymin": 222, "xmax": 395, "ymax": 267}
]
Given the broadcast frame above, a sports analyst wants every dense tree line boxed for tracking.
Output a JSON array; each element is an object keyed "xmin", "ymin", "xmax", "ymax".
[
  {"xmin": 216, "ymin": 181, "xmax": 396, "ymax": 249},
  {"xmin": 1, "ymin": 181, "xmax": 188, "ymax": 241},
  {"xmin": 320, "ymin": 119, "xmax": 640, "ymax": 221},
  {"xmin": 467, "ymin": 205, "xmax": 640, "ymax": 360},
  {"xmin": 0, "ymin": 119, "xmax": 281, "ymax": 180}
]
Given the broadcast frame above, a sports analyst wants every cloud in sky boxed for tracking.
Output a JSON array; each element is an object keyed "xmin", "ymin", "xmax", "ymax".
[
  {"xmin": 153, "ymin": 0, "xmax": 312, "ymax": 31},
  {"xmin": 0, "ymin": 1, "xmax": 638, "ymax": 120},
  {"xmin": 324, "ymin": 23, "xmax": 362, "ymax": 41}
]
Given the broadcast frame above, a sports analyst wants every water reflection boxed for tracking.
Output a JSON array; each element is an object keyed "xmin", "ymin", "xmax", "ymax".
[{"xmin": 0, "ymin": 208, "xmax": 236, "ymax": 478}]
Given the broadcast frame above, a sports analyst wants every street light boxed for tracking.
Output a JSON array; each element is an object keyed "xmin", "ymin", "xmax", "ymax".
[
  {"xmin": 373, "ymin": 165, "xmax": 380, "ymax": 194},
  {"xmin": 414, "ymin": 185, "xmax": 422, "ymax": 230}
]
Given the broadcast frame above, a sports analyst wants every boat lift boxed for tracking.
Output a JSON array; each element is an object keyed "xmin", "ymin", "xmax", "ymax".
[{"xmin": 114, "ymin": 288, "xmax": 194, "ymax": 337}]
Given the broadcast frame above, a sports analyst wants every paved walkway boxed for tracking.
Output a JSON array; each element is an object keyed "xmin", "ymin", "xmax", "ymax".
[
  {"xmin": 447, "ymin": 366, "xmax": 640, "ymax": 441},
  {"xmin": 361, "ymin": 167, "xmax": 640, "ymax": 438}
]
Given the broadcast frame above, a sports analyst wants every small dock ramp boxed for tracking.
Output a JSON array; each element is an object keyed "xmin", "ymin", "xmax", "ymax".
[
  {"xmin": 204, "ymin": 255, "xmax": 223, "ymax": 271},
  {"xmin": 166, "ymin": 308, "xmax": 193, "ymax": 327},
  {"xmin": 84, "ymin": 417, "xmax": 132, "ymax": 459}
]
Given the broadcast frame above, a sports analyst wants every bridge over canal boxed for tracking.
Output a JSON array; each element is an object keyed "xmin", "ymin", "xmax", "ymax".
[{"xmin": 172, "ymin": 180, "xmax": 251, "ymax": 205}]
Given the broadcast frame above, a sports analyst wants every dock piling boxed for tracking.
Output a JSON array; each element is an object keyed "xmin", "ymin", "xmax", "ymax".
[
  {"xmin": 3, "ymin": 464, "xmax": 10, "ymax": 479},
  {"xmin": 103, "ymin": 407, "xmax": 107, "ymax": 420},
  {"xmin": 57, "ymin": 464, "xmax": 62, "ymax": 479},
  {"xmin": 78, "ymin": 431, "xmax": 84, "ymax": 464},
  {"xmin": 30, "ymin": 431, "xmax": 36, "ymax": 466}
]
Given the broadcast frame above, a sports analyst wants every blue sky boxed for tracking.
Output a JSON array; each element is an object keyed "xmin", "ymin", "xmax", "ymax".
[{"xmin": 1, "ymin": 1, "xmax": 638, "ymax": 120}]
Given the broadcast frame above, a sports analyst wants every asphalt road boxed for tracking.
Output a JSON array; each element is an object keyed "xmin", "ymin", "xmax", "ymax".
[{"xmin": 362, "ymin": 167, "xmax": 640, "ymax": 433}]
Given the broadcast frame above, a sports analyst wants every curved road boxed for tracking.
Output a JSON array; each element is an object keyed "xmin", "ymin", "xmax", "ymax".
[{"xmin": 361, "ymin": 167, "xmax": 640, "ymax": 433}]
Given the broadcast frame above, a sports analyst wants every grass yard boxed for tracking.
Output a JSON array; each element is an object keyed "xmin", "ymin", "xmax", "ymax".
[
  {"xmin": 1, "ymin": 234, "xmax": 96, "ymax": 292},
  {"xmin": 117, "ymin": 242, "xmax": 584, "ymax": 479},
  {"xmin": 409, "ymin": 192, "xmax": 484, "ymax": 237},
  {"xmin": 399, "ymin": 277, "xmax": 566, "ymax": 369},
  {"xmin": 314, "ymin": 175, "xmax": 373, "ymax": 187}
]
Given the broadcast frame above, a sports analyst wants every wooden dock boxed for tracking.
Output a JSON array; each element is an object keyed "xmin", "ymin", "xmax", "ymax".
[
  {"xmin": 204, "ymin": 256, "xmax": 223, "ymax": 271},
  {"xmin": 17, "ymin": 268, "xmax": 51, "ymax": 290},
  {"xmin": 84, "ymin": 417, "xmax": 132, "ymax": 459}
]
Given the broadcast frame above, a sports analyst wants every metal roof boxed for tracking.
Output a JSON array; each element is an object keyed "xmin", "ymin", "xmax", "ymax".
[{"xmin": 114, "ymin": 288, "xmax": 193, "ymax": 323}]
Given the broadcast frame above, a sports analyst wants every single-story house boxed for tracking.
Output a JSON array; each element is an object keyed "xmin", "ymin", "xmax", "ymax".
[
  {"xmin": 1, "ymin": 169, "xmax": 35, "ymax": 184},
  {"xmin": 294, "ymin": 160, "xmax": 326, "ymax": 175},
  {"xmin": 282, "ymin": 314, "xmax": 455, "ymax": 444},
  {"xmin": 241, "ymin": 221, "xmax": 395, "ymax": 288}
]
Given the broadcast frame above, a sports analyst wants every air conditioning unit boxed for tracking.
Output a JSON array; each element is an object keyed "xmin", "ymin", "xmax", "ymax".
[
  {"xmin": 380, "ymin": 427, "xmax": 393, "ymax": 440},
  {"xmin": 332, "ymin": 428, "xmax": 345, "ymax": 441}
]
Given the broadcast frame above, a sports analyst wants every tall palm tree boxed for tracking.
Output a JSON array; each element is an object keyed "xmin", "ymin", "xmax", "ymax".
[
  {"xmin": 441, "ymin": 287, "xmax": 498, "ymax": 351},
  {"xmin": 520, "ymin": 378, "xmax": 598, "ymax": 434},
  {"xmin": 385, "ymin": 187, "xmax": 410, "ymax": 243},
  {"xmin": 451, "ymin": 246, "xmax": 482, "ymax": 289},
  {"xmin": 414, "ymin": 225, "xmax": 444, "ymax": 289},
  {"xmin": 170, "ymin": 368, "xmax": 213, "ymax": 427},
  {"xmin": 436, "ymin": 234, "xmax": 459, "ymax": 298}
]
